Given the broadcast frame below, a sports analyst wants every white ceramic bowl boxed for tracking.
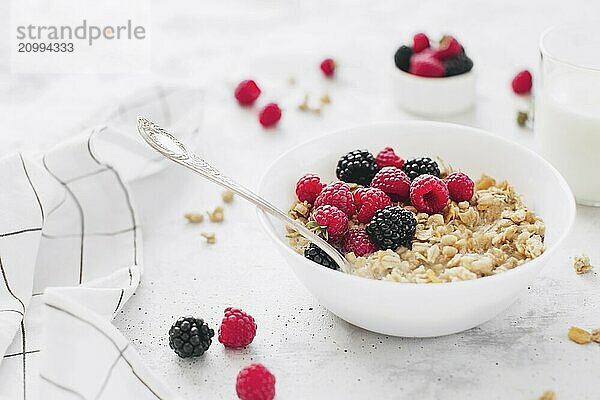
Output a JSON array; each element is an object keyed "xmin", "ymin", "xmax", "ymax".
[
  {"xmin": 257, "ymin": 121, "xmax": 575, "ymax": 337},
  {"xmin": 394, "ymin": 69, "xmax": 476, "ymax": 117}
]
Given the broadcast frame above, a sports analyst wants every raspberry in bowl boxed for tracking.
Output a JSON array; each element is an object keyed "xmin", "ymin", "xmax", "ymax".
[
  {"xmin": 257, "ymin": 121, "xmax": 574, "ymax": 337},
  {"xmin": 393, "ymin": 33, "xmax": 475, "ymax": 116}
]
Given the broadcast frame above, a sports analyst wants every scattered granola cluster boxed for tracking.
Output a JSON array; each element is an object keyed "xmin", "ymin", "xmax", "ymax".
[
  {"xmin": 539, "ymin": 390, "xmax": 556, "ymax": 400},
  {"xmin": 573, "ymin": 255, "xmax": 593, "ymax": 275},
  {"xmin": 567, "ymin": 326, "xmax": 600, "ymax": 345},
  {"xmin": 185, "ymin": 190, "xmax": 234, "ymax": 244},
  {"xmin": 288, "ymin": 169, "xmax": 545, "ymax": 283}
]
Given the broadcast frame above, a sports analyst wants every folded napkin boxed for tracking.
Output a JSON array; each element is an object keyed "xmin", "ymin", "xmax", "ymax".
[{"xmin": 0, "ymin": 87, "xmax": 202, "ymax": 400}]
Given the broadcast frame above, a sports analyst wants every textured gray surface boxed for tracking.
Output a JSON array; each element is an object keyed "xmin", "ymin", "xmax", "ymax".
[{"xmin": 2, "ymin": 1, "xmax": 600, "ymax": 399}]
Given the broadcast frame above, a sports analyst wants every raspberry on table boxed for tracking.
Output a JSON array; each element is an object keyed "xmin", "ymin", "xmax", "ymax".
[
  {"xmin": 410, "ymin": 174, "xmax": 449, "ymax": 214},
  {"xmin": 311, "ymin": 204, "xmax": 348, "ymax": 241},
  {"xmin": 218, "ymin": 307, "xmax": 257, "ymax": 348},
  {"xmin": 434, "ymin": 36, "xmax": 462, "ymax": 60},
  {"xmin": 354, "ymin": 187, "xmax": 392, "ymax": 224},
  {"xmin": 445, "ymin": 172, "xmax": 474, "ymax": 202},
  {"xmin": 375, "ymin": 147, "xmax": 405, "ymax": 169},
  {"xmin": 512, "ymin": 70, "xmax": 532, "ymax": 95},
  {"xmin": 258, "ymin": 103, "xmax": 282, "ymax": 128},
  {"xmin": 320, "ymin": 58, "xmax": 336, "ymax": 78},
  {"xmin": 295, "ymin": 174, "xmax": 325, "ymax": 204},
  {"xmin": 402, "ymin": 157, "xmax": 440, "ymax": 180},
  {"xmin": 366, "ymin": 206, "xmax": 417, "ymax": 250},
  {"xmin": 343, "ymin": 228, "xmax": 378, "ymax": 257},
  {"xmin": 370, "ymin": 166, "xmax": 411, "ymax": 203},
  {"xmin": 443, "ymin": 53, "xmax": 474, "ymax": 77},
  {"xmin": 336, "ymin": 149, "xmax": 378, "ymax": 186},
  {"xmin": 409, "ymin": 52, "xmax": 445, "ymax": 77},
  {"xmin": 168, "ymin": 316, "xmax": 214, "ymax": 358},
  {"xmin": 394, "ymin": 45, "xmax": 413, "ymax": 72},
  {"xmin": 412, "ymin": 33, "xmax": 430, "ymax": 53},
  {"xmin": 236, "ymin": 363, "xmax": 276, "ymax": 400},
  {"xmin": 234, "ymin": 80, "xmax": 261, "ymax": 106},
  {"xmin": 314, "ymin": 181, "xmax": 356, "ymax": 216},
  {"xmin": 304, "ymin": 243, "xmax": 338, "ymax": 270}
]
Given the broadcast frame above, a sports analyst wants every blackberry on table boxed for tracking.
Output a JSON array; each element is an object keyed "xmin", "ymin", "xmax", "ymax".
[
  {"xmin": 394, "ymin": 45, "xmax": 413, "ymax": 72},
  {"xmin": 168, "ymin": 316, "xmax": 214, "ymax": 358},
  {"xmin": 402, "ymin": 157, "xmax": 440, "ymax": 180},
  {"xmin": 336, "ymin": 149, "xmax": 378, "ymax": 186},
  {"xmin": 304, "ymin": 243, "xmax": 338, "ymax": 270},
  {"xmin": 443, "ymin": 53, "xmax": 474, "ymax": 77},
  {"xmin": 366, "ymin": 206, "xmax": 417, "ymax": 250}
]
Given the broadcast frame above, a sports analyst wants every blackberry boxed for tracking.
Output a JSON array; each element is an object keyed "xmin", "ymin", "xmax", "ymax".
[
  {"xmin": 366, "ymin": 206, "xmax": 416, "ymax": 250},
  {"xmin": 168, "ymin": 316, "xmax": 214, "ymax": 358},
  {"xmin": 443, "ymin": 53, "xmax": 473, "ymax": 77},
  {"xmin": 402, "ymin": 157, "xmax": 440, "ymax": 180},
  {"xmin": 336, "ymin": 149, "xmax": 378, "ymax": 186},
  {"xmin": 394, "ymin": 45, "xmax": 413, "ymax": 72},
  {"xmin": 304, "ymin": 243, "xmax": 338, "ymax": 270}
]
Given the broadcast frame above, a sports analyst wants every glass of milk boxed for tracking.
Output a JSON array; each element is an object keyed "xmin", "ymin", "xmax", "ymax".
[{"xmin": 535, "ymin": 23, "xmax": 600, "ymax": 206}]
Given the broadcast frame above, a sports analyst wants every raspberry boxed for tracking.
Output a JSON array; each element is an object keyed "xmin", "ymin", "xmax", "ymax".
[
  {"xmin": 311, "ymin": 205, "xmax": 348, "ymax": 241},
  {"xmin": 410, "ymin": 174, "xmax": 449, "ymax": 214},
  {"xmin": 512, "ymin": 70, "xmax": 532, "ymax": 95},
  {"xmin": 370, "ymin": 166, "xmax": 411, "ymax": 202},
  {"xmin": 304, "ymin": 243, "xmax": 338, "ymax": 270},
  {"xmin": 375, "ymin": 147, "xmax": 404, "ymax": 169},
  {"xmin": 218, "ymin": 307, "xmax": 257, "ymax": 348},
  {"xmin": 366, "ymin": 206, "xmax": 416, "ymax": 250},
  {"xmin": 234, "ymin": 80, "xmax": 261, "ymax": 106},
  {"xmin": 354, "ymin": 187, "xmax": 392, "ymax": 224},
  {"xmin": 336, "ymin": 149, "xmax": 378, "ymax": 186},
  {"xmin": 258, "ymin": 103, "xmax": 282, "ymax": 128},
  {"xmin": 444, "ymin": 53, "xmax": 473, "ymax": 77},
  {"xmin": 314, "ymin": 181, "xmax": 356, "ymax": 216},
  {"xmin": 343, "ymin": 228, "xmax": 378, "ymax": 256},
  {"xmin": 236, "ymin": 363, "xmax": 276, "ymax": 400},
  {"xmin": 320, "ymin": 58, "xmax": 336, "ymax": 78},
  {"xmin": 409, "ymin": 53, "xmax": 444, "ymax": 77},
  {"xmin": 168, "ymin": 316, "xmax": 214, "ymax": 358},
  {"xmin": 402, "ymin": 157, "xmax": 440, "ymax": 180},
  {"xmin": 412, "ymin": 33, "xmax": 430, "ymax": 53},
  {"xmin": 295, "ymin": 174, "xmax": 325, "ymax": 204},
  {"xmin": 445, "ymin": 172, "xmax": 474, "ymax": 202},
  {"xmin": 434, "ymin": 36, "xmax": 462, "ymax": 60},
  {"xmin": 394, "ymin": 45, "xmax": 413, "ymax": 72}
]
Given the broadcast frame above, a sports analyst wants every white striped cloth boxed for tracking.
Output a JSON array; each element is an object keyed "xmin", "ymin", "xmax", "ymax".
[{"xmin": 0, "ymin": 87, "xmax": 202, "ymax": 400}]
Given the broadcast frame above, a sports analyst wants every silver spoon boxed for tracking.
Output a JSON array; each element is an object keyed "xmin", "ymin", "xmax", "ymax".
[{"xmin": 136, "ymin": 117, "xmax": 350, "ymax": 271}]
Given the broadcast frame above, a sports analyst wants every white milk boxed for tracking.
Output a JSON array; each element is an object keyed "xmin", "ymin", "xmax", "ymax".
[{"xmin": 534, "ymin": 71, "xmax": 600, "ymax": 205}]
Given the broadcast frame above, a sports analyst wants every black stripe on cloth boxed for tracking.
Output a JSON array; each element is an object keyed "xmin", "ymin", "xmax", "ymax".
[
  {"xmin": 42, "ymin": 155, "xmax": 85, "ymax": 284},
  {"xmin": 0, "ymin": 309, "xmax": 24, "ymax": 317},
  {"xmin": 3, "ymin": 349, "xmax": 40, "ymax": 359},
  {"xmin": 40, "ymin": 374, "xmax": 86, "ymax": 400},
  {"xmin": 0, "ymin": 227, "xmax": 42, "ymax": 237},
  {"xmin": 19, "ymin": 153, "xmax": 45, "ymax": 224},
  {"xmin": 113, "ymin": 289, "xmax": 125, "ymax": 314},
  {"xmin": 0, "ymin": 255, "xmax": 25, "ymax": 312},
  {"xmin": 87, "ymin": 130, "xmax": 138, "ymax": 267},
  {"xmin": 20, "ymin": 320, "xmax": 27, "ymax": 400},
  {"xmin": 94, "ymin": 344, "xmax": 128, "ymax": 400},
  {"xmin": 45, "ymin": 303, "xmax": 164, "ymax": 399}
]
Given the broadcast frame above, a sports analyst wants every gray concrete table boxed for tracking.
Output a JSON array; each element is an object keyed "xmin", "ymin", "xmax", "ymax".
[{"xmin": 2, "ymin": 1, "xmax": 599, "ymax": 398}]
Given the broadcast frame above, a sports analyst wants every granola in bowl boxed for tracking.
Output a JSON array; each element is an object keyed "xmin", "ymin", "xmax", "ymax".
[{"xmin": 287, "ymin": 147, "xmax": 545, "ymax": 283}]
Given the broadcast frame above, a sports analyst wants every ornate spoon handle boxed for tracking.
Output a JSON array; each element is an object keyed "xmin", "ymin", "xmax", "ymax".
[{"xmin": 136, "ymin": 117, "xmax": 349, "ymax": 270}]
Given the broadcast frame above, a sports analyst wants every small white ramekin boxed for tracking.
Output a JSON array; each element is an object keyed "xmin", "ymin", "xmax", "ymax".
[{"xmin": 393, "ymin": 68, "xmax": 476, "ymax": 117}]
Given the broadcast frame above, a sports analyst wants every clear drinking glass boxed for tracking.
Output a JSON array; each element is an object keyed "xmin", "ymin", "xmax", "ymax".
[{"xmin": 534, "ymin": 22, "xmax": 600, "ymax": 206}]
